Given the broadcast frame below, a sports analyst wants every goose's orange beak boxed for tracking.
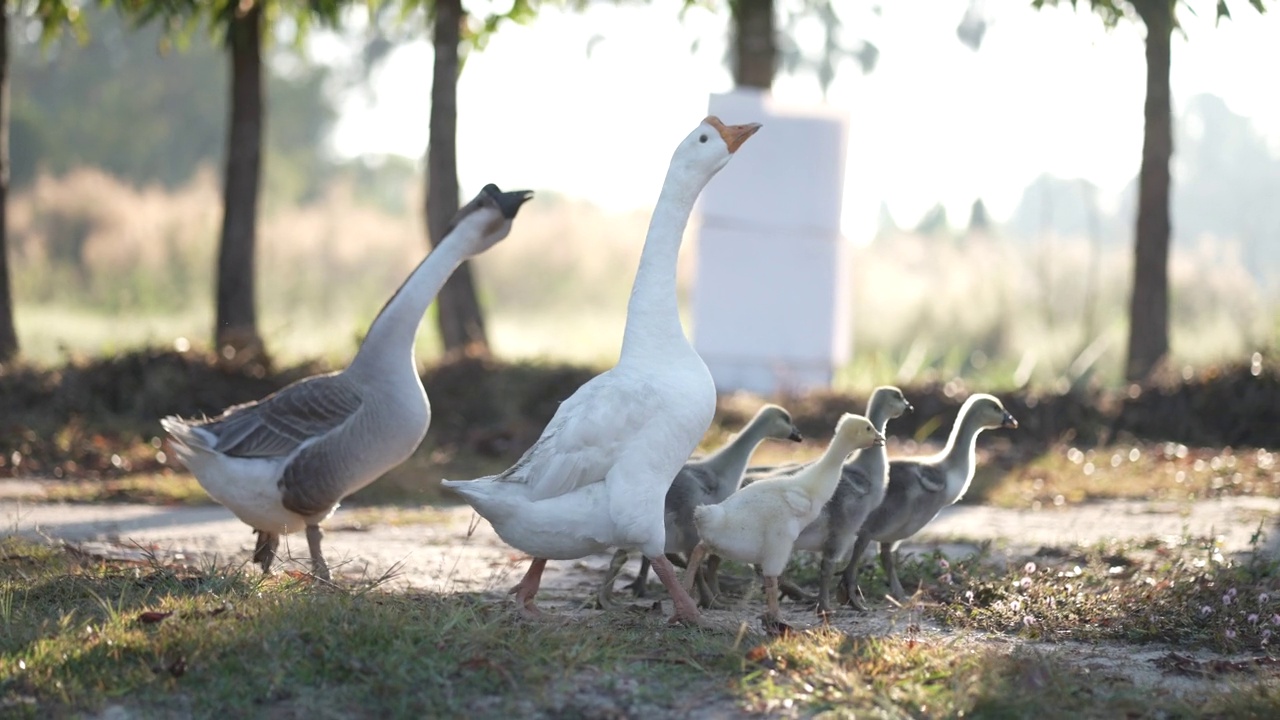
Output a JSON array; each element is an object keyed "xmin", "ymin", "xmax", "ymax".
[{"xmin": 705, "ymin": 116, "xmax": 762, "ymax": 153}]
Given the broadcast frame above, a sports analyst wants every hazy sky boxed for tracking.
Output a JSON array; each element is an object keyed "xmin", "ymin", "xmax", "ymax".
[{"xmin": 324, "ymin": 0, "xmax": 1280, "ymax": 243}]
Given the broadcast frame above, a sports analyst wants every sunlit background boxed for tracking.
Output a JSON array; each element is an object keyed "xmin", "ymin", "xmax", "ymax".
[{"xmin": 9, "ymin": 0, "xmax": 1280, "ymax": 388}]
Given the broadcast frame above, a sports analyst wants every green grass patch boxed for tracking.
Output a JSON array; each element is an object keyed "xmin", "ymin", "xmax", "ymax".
[
  {"xmin": 5, "ymin": 536, "xmax": 1280, "ymax": 718},
  {"xmin": 972, "ymin": 443, "xmax": 1280, "ymax": 509},
  {"xmin": 36, "ymin": 474, "xmax": 213, "ymax": 506},
  {"xmin": 917, "ymin": 532, "xmax": 1280, "ymax": 655}
]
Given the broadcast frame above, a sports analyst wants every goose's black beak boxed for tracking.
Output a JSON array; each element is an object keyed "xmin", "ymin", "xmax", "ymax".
[
  {"xmin": 1002, "ymin": 411, "xmax": 1018, "ymax": 429},
  {"xmin": 904, "ymin": 401, "xmax": 915, "ymax": 414},
  {"xmin": 788, "ymin": 429, "xmax": 803, "ymax": 443},
  {"xmin": 483, "ymin": 184, "xmax": 534, "ymax": 219}
]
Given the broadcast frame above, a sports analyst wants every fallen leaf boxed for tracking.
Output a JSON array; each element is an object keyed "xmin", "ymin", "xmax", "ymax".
[{"xmin": 137, "ymin": 611, "xmax": 173, "ymax": 625}]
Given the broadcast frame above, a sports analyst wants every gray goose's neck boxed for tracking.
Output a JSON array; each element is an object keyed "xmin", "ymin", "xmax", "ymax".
[
  {"xmin": 937, "ymin": 407, "xmax": 989, "ymax": 504},
  {"xmin": 697, "ymin": 417, "xmax": 774, "ymax": 499},
  {"xmin": 848, "ymin": 394, "xmax": 893, "ymax": 478},
  {"xmin": 348, "ymin": 235, "xmax": 472, "ymax": 382}
]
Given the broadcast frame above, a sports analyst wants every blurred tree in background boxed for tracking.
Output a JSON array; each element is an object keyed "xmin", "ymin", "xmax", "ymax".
[
  {"xmin": 1020, "ymin": 0, "xmax": 1270, "ymax": 382},
  {"xmin": 114, "ymin": 0, "xmax": 344, "ymax": 364},
  {"xmin": 2, "ymin": 0, "xmax": 86, "ymax": 363}
]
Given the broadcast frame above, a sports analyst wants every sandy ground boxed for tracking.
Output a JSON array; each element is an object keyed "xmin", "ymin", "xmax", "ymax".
[{"xmin": 4, "ymin": 487, "xmax": 1280, "ymax": 708}]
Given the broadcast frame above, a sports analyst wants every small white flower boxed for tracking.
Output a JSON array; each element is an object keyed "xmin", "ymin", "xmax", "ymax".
[
  {"xmin": 937, "ymin": 558, "xmax": 950, "ymax": 571},
  {"xmin": 963, "ymin": 590, "xmax": 974, "ymax": 603},
  {"xmin": 1271, "ymin": 614, "xmax": 1280, "ymax": 626},
  {"xmin": 1223, "ymin": 594, "xmax": 1233, "ymax": 606},
  {"xmin": 1022, "ymin": 615, "xmax": 1036, "ymax": 627},
  {"xmin": 938, "ymin": 573, "xmax": 953, "ymax": 585},
  {"xmin": 1225, "ymin": 628, "xmax": 1237, "ymax": 639},
  {"xmin": 1260, "ymin": 593, "xmax": 1270, "ymax": 604},
  {"xmin": 1024, "ymin": 562, "xmax": 1037, "ymax": 574},
  {"xmin": 1019, "ymin": 577, "xmax": 1032, "ymax": 589},
  {"xmin": 1228, "ymin": 587, "xmax": 1238, "ymax": 597},
  {"xmin": 1248, "ymin": 614, "xmax": 1260, "ymax": 625},
  {"xmin": 1200, "ymin": 606, "xmax": 1213, "ymax": 617},
  {"xmin": 1010, "ymin": 600, "xmax": 1022, "ymax": 613}
]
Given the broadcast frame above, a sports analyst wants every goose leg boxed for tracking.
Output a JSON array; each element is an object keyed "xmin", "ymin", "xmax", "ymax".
[
  {"xmin": 681, "ymin": 544, "xmax": 710, "ymax": 595},
  {"xmin": 694, "ymin": 565, "xmax": 718, "ymax": 608},
  {"xmin": 817, "ymin": 554, "xmax": 836, "ymax": 615},
  {"xmin": 881, "ymin": 542, "xmax": 906, "ymax": 601},
  {"xmin": 764, "ymin": 575, "xmax": 782, "ymax": 621},
  {"xmin": 306, "ymin": 525, "xmax": 330, "ymax": 581},
  {"xmin": 597, "ymin": 549, "xmax": 630, "ymax": 610},
  {"xmin": 625, "ymin": 556, "xmax": 651, "ymax": 598},
  {"xmin": 252, "ymin": 530, "xmax": 279, "ymax": 575},
  {"xmin": 653, "ymin": 553, "xmax": 701, "ymax": 625},
  {"xmin": 775, "ymin": 571, "xmax": 815, "ymax": 604},
  {"xmin": 511, "ymin": 558, "xmax": 548, "ymax": 618},
  {"xmin": 704, "ymin": 554, "xmax": 723, "ymax": 598},
  {"xmin": 840, "ymin": 534, "xmax": 873, "ymax": 611}
]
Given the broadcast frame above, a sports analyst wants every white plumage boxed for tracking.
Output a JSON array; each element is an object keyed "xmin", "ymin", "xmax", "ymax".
[
  {"xmin": 684, "ymin": 413, "xmax": 884, "ymax": 621},
  {"xmin": 442, "ymin": 116, "xmax": 763, "ymax": 624}
]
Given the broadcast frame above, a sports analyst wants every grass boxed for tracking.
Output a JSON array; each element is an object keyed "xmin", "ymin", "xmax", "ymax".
[
  {"xmin": 4, "ymin": 536, "xmax": 1280, "ymax": 718},
  {"xmin": 884, "ymin": 531, "xmax": 1280, "ymax": 656},
  {"xmin": 973, "ymin": 443, "xmax": 1280, "ymax": 509}
]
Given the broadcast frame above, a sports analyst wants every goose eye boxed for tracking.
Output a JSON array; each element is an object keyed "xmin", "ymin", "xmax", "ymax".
[{"xmin": 699, "ymin": 134, "xmax": 708, "ymax": 143}]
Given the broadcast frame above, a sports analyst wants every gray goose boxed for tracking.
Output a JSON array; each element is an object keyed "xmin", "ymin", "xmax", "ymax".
[{"xmin": 162, "ymin": 184, "xmax": 533, "ymax": 579}]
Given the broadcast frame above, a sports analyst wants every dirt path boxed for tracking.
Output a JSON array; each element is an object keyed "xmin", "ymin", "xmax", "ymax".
[
  {"xmin": 4, "ymin": 492, "xmax": 1276, "ymax": 604},
  {"xmin": 5, "ymin": 490, "xmax": 1279, "ymax": 708}
]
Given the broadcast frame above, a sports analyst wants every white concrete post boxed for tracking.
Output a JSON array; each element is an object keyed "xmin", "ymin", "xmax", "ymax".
[{"xmin": 693, "ymin": 89, "xmax": 852, "ymax": 394}]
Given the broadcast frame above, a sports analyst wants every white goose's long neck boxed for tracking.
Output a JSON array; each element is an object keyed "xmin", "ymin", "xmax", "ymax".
[
  {"xmin": 802, "ymin": 432, "xmax": 858, "ymax": 498},
  {"xmin": 938, "ymin": 407, "xmax": 987, "ymax": 504},
  {"xmin": 698, "ymin": 419, "xmax": 772, "ymax": 498},
  {"xmin": 619, "ymin": 166, "xmax": 705, "ymax": 363},
  {"xmin": 348, "ymin": 237, "xmax": 472, "ymax": 379}
]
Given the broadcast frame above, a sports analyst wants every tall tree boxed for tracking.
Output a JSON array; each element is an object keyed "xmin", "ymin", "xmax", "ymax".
[
  {"xmin": 1, "ymin": 0, "xmax": 82, "ymax": 363},
  {"xmin": 730, "ymin": 0, "xmax": 775, "ymax": 88},
  {"xmin": 123, "ymin": 0, "xmax": 343, "ymax": 363},
  {"xmin": 215, "ymin": 0, "xmax": 266, "ymax": 360},
  {"xmin": 0, "ymin": 3, "xmax": 15, "ymax": 363},
  {"xmin": 413, "ymin": 0, "xmax": 539, "ymax": 356},
  {"xmin": 425, "ymin": 0, "xmax": 488, "ymax": 354},
  {"xmin": 1025, "ymin": 0, "xmax": 1269, "ymax": 382}
]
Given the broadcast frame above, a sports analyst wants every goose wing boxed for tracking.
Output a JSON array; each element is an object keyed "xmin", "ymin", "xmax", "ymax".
[
  {"xmin": 193, "ymin": 373, "xmax": 364, "ymax": 459},
  {"xmin": 495, "ymin": 375, "xmax": 649, "ymax": 501}
]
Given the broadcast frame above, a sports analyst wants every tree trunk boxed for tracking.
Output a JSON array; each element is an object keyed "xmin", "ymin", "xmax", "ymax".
[
  {"xmin": 215, "ymin": 1, "xmax": 265, "ymax": 363},
  {"xmin": 1125, "ymin": 0, "xmax": 1173, "ymax": 382},
  {"xmin": 0, "ymin": 6, "xmax": 16, "ymax": 363},
  {"xmin": 426, "ymin": 0, "xmax": 489, "ymax": 356},
  {"xmin": 731, "ymin": 0, "xmax": 776, "ymax": 89}
]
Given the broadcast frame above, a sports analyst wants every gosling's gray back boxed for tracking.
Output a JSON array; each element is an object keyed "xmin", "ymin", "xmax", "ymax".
[{"xmin": 856, "ymin": 459, "xmax": 948, "ymax": 543}]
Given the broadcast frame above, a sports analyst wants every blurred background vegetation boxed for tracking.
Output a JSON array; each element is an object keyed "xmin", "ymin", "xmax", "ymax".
[{"xmin": 3, "ymin": 1, "xmax": 1278, "ymax": 393}]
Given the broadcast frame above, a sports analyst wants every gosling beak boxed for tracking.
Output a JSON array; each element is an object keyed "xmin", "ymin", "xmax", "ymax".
[
  {"xmin": 1002, "ymin": 411, "xmax": 1018, "ymax": 429},
  {"xmin": 484, "ymin": 184, "xmax": 535, "ymax": 219},
  {"xmin": 872, "ymin": 432, "xmax": 886, "ymax": 447},
  {"xmin": 904, "ymin": 401, "xmax": 915, "ymax": 414},
  {"xmin": 787, "ymin": 428, "xmax": 804, "ymax": 443},
  {"xmin": 705, "ymin": 115, "xmax": 762, "ymax": 153}
]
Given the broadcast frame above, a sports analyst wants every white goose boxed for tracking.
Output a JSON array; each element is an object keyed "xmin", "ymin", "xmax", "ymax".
[
  {"xmin": 596, "ymin": 404, "xmax": 803, "ymax": 609},
  {"xmin": 442, "ymin": 116, "xmax": 761, "ymax": 624},
  {"xmin": 162, "ymin": 184, "xmax": 533, "ymax": 580}
]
